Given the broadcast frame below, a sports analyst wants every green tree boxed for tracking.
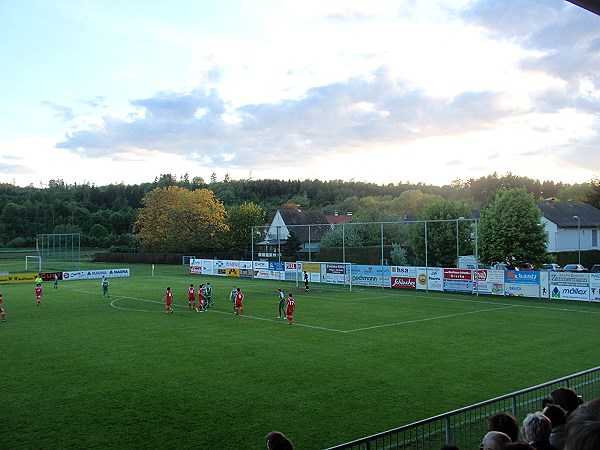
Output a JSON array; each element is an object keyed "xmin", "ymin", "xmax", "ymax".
[
  {"xmin": 133, "ymin": 186, "xmax": 228, "ymax": 253},
  {"xmin": 225, "ymin": 202, "xmax": 266, "ymax": 257},
  {"xmin": 478, "ymin": 188, "xmax": 548, "ymax": 267},
  {"xmin": 410, "ymin": 199, "xmax": 473, "ymax": 267},
  {"xmin": 281, "ymin": 230, "xmax": 302, "ymax": 258}
]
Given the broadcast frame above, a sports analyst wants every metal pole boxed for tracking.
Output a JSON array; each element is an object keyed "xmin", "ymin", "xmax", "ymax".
[
  {"xmin": 381, "ymin": 222, "xmax": 384, "ymax": 289},
  {"xmin": 251, "ymin": 226, "xmax": 255, "ymax": 280},
  {"xmin": 424, "ymin": 220, "xmax": 428, "ymax": 268},
  {"xmin": 342, "ymin": 222, "xmax": 346, "ymax": 264},
  {"xmin": 475, "ymin": 219, "xmax": 479, "ymax": 297},
  {"xmin": 308, "ymin": 224, "xmax": 312, "ymax": 262},
  {"xmin": 573, "ymin": 215, "xmax": 581, "ymax": 264}
]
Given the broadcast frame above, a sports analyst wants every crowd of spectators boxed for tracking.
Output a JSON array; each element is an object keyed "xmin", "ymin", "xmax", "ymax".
[{"xmin": 462, "ymin": 388, "xmax": 600, "ymax": 450}]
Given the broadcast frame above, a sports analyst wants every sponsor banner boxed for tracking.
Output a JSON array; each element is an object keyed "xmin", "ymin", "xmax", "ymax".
[
  {"xmin": 443, "ymin": 268, "xmax": 473, "ymax": 293},
  {"xmin": 240, "ymin": 260, "xmax": 253, "ymax": 270},
  {"xmin": 190, "ymin": 266, "xmax": 202, "ymax": 275},
  {"xmin": 0, "ymin": 273, "xmax": 37, "ymax": 284},
  {"xmin": 443, "ymin": 279, "xmax": 473, "ymax": 293},
  {"xmin": 391, "ymin": 266, "xmax": 417, "ymax": 277},
  {"xmin": 538, "ymin": 271, "xmax": 550, "ymax": 298},
  {"xmin": 215, "ymin": 260, "xmax": 226, "ymax": 271},
  {"xmin": 226, "ymin": 260, "xmax": 240, "ymax": 269},
  {"xmin": 504, "ymin": 270, "xmax": 540, "ymax": 297},
  {"xmin": 225, "ymin": 268, "xmax": 240, "ymax": 277},
  {"xmin": 550, "ymin": 285, "xmax": 590, "ymax": 301},
  {"xmin": 549, "ymin": 271, "xmax": 589, "ymax": 287},
  {"xmin": 269, "ymin": 262, "xmax": 285, "ymax": 272},
  {"xmin": 41, "ymin": 272, "xmax": 63, "ymax": 282},
  {"xmin": 300, "ymin": 262, "xmax": 321, "ymax": 273},
  {"xmin": 391, "ymin": 276, "xmax": 416, "ymax": 289},
  {"xmin": 324, "ymin": 270, "xmax": 348, "ymax": 285},
  {"xmin": 590, "ymin": 274, "xmax": 600, "ymax": 302},
  {"xmin": 284, "ymin": 270, "xmax": 296, "ymax": 281},
  {"xmin": 352, "ymin": 265, "xmax": 391, "ymax": 287},
  {"xmin": 269, "ymin": 270, "xmax": 284, "ymax": 280},
  {"xmin": 474, "ymin": 269, "xmax": 504, "ymax": 295},
  {"xmin": 202, "ymin": 259, "xmax": 214, "ymax": 275},
  {"xmin": 216, "ymin": 268, "xmax": 227, "ymax": 276},
  {"xmin": 254, "ymin": 261, "xmax": 269, "ymax": 270},
  {"xmin": 505, "ymin": 283, "xmax": 540, "ymax": 297},
  {"xmin": 416, "ymin": 267, "xmax": 443, "ymax": 291},
  {"xmin": 254, "ymin": 269, "xmax": 269, "ymax": 280},
  {"xmin": 240, "ymin": 268, "xmax": 253, "ymax": 278},
  {"xmin": 63, "ymin": 268, "xmax": 130, "ymax": 281},
  {"xmin": 285, "ymin": 262, "xmax": 297, "ymax": 271},
  {"xmin": 550, "ymin": 272, "xmax": 591, "ymax": 301},
  {"xmin": 326, "ymin": 263, "xmax": 347, "ymax": 274}
]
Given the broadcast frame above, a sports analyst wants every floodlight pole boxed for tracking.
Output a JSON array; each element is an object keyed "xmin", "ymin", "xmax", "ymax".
[
  {"xmin": 573, "ymin": 215, "xmax": 581, "ymax": 264},
  {"xmin": 456, "ymin": 217, "xmax": 465, "ymax": 268}
]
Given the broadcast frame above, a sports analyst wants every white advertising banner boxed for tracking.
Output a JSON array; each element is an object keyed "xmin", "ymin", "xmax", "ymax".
[
  {"xmin": 590, "ymin": 274, "xmax": 600, "ymax": 302},
  {"xmin": 202, "ymin": 259, "xmax": 214, "ymax": 275},
  {"xmin": 474, "ymin": 269, "xmax": 504, "ymax": 295},
  {"xmin": 416, "ymin": 267, "xmax": 444, "ymax": 291},
  {"xmin": 549, "ymin": 272, "xmax": 590, "ymax": 301},
  {"xmin": 63, "ymin": 268, "xmax": 130, "ymax": 281}
]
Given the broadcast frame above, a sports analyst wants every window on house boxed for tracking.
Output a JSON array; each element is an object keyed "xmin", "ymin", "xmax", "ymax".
[{"xmin": 593, "ymin": 229, "xmax": 598, "ymax": 248}]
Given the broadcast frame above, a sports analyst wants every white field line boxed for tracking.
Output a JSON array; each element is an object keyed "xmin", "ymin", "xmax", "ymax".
[{"xmin": 72, "ymin": 288, "xmax": 600, "ymax": 334}]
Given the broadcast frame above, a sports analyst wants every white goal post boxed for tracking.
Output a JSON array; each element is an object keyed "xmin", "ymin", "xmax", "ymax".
[
  {"xmin": 295, "ymin": 261, "xmax": 353, "ymax": 291},
  {"xmin": 26, "ymin": 255, "xmax": 42, "ymax": 272}
]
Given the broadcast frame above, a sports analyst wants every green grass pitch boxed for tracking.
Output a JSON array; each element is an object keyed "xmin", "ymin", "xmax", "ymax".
[{"xmin": 2, "ymin": 263, "xmax": 600, "ymax": 449}]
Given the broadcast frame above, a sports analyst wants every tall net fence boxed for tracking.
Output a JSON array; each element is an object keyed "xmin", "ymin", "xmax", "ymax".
[
  {"xmin": 36, "ymin": 233, "xmax": 81, "ymax": 271},
  {"xmin": 253, "ymin": 219, "xmax": 477, "ymax": 267}
]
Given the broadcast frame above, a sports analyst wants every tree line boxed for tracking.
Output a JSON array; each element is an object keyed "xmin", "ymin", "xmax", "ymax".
[{"xmin": 1, "ymin": 172, "xmax": 598, "ymax": 259}]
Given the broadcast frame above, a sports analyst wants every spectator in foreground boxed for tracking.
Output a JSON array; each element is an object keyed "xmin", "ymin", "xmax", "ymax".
[
  {"xmin": 550, "ymin": 387, "xmax": 580, "ymax": 416},
  {"xmin": 542, "ymin": 403, "xmax": 567, "ymax": 450},
  {"xmin": 489, "ymin": 412, "xmax": 521, "ymax": 443},
  {"xmin": 265, "ymin": 431, "xmax": 293, "ymax": 450},
  {"xmin": 564, "ymin": 397, "xmax": 600, "ymax": 450},
  {"xmin": 521, "ymin": 413, "xmax": 557, "ymax": 450},
  {"xmin": 481, "ymin": 431, "xmax": 512, "ymax": 450}
]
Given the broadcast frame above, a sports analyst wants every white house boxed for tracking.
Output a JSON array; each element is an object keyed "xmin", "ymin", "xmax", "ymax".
[
  {"xmin": 538, "ymin": 199, "xmax": 600, "ymax": 253},
  {"xmin": 257, "ymin": 209, "xmax": 332, "ymax": 258}
]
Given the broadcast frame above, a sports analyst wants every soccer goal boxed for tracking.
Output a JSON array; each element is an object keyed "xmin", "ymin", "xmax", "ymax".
[
  {"xmin": 296, "ymin": 261, "xmax": 353, "ymax": 291},
  {"xmin": 25, "ymin": 255, "xmax": 42, "ymax": 272}
]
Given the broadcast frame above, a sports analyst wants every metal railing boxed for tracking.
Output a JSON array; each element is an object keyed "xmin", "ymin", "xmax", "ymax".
[{"xmin": 325, "ymin": 367, "xmax": 600, "ymax": 450}]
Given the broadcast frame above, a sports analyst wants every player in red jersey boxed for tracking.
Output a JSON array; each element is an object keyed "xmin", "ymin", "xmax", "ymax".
[
  {"xmin": 286, "ymin": 293, "xmax": 296, "ymax": 325},
  {"xmin": 235, "ymin": 288, "xmax": 244, "ymax": 315},
  {"xmin": 35, "ymin": 284, "xmax": 43, "ymax": 306},
  {"xmin": 162, "ymin": 287, "xmax": 174, "ymax": 314},
  {"xmin": 198, "ymin": 284, "xmax": 206, "ymax": 312},
  {"xmin": 187, "ymin": 284, "xmax": 196, "ymax": 310},
  {"xmin": 0, "ymin": 293, "xmax": 5, "ymax": 322}
]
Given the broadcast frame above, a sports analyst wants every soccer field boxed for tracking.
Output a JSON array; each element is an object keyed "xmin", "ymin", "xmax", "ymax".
[{"xmin": 3, "ymin": 263, "xmax": 600, "ymax": 449}]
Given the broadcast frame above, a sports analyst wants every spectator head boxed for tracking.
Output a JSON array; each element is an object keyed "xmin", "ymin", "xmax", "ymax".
[
  {"xmin": 265, "ymin": 431, "xmax": 294, "ymax": 450},
  {"xmin": 565, "ymin": 397, "xmax": 600, "ymax": 450},
  {"xmin": 481, "ymin": 431, "xmax": 512, "ymax": 450},
  {"xmin": 550, "ymin": 387, "xmax": 580, "ymax": 415},
  {"xmin": 542, "ymin": 403, "xmax": 567, "ymax": 428},
  {"xmin": 521, "ymin": 413, "xmax": 552, "ymax": 444},
  {"xmin": 488, "ymin": 412, "xmax": 520, "ymax": 443}
]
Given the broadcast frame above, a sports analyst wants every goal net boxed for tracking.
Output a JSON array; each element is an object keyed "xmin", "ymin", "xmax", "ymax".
[
  {"xmin": 182, "ymin": 255, "xmax": 196, "ymax": 265},
  {"xmin": 296, "ymin": 261, "xmax": 353, "ymax": 291}
]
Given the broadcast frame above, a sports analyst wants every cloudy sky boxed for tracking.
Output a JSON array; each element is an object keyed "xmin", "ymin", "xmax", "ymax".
[{"xmin": 1, "ymin": 0, "xmax": 599, "ymax": 188}]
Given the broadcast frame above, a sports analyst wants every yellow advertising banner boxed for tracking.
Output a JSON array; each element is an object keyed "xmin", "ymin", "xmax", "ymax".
[
  {"xmin": 302, "ymin": 263, "xmax": 321, "ymax": 273},
  {"xmin": 226, "ymin": 268, "xmax": 240, "ymax": 277},
  {"xmin": 0, "ymin": 273, "xmax": 38, "ymax": 284}
]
